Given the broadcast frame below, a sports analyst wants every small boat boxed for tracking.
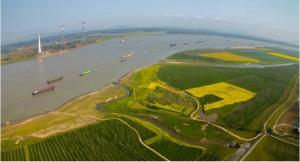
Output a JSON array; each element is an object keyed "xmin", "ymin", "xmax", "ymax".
[
  {"xmin": 169, "ymin": 43, "xmax": 177, "ymax": 47},
  {"xmin": 121, "ymin": 52, "xmax": 134, "ymax": 59},
  {"xmin": 32, "ymin": 86, "xmax": 55, "ymax": 95},
  {"xmin": 79, "ymin": 70, "xmax": 92, "ymax": 76},
  {"xmin": 47, "ymin": 76, "xmax": 63, "ymax": 84}
]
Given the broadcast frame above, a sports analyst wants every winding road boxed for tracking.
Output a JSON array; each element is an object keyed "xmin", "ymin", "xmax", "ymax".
[{"xmin": 240, "ymin": 79, "xmax": 299, "ymax": 160}]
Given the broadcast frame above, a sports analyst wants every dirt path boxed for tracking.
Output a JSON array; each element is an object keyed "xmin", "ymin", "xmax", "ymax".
[
  {"xmin": 185, "ymin": 91, "xmax": 262, "ymax": 141},
  {"xmin": 116, "ymin": 118, "xmax": 169, "ymax": 161}
]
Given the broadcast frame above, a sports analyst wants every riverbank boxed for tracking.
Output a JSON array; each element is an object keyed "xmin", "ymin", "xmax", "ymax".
[{"xmin": 1, "ymin": 65, "xmax": 138, "ymax": 130}]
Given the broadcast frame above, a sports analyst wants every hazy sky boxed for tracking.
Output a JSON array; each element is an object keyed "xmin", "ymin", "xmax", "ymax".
[{"xmin": 1, "ymin": 0, "xmax": 299, "ymax": 45}]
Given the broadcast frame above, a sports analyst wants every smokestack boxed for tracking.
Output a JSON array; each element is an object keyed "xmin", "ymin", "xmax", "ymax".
[{"xmin": 38, "ymin": 34, "xmax": 42, "ymax": 54}]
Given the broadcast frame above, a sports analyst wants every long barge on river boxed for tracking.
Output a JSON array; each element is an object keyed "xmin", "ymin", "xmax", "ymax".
[
  {"xmin": 47, "ymin": 76, "xmax": 63, "ymax": 84},
  {"xmin": 32, "ymin": 86, "xmax": 55, "ymax": 95}
]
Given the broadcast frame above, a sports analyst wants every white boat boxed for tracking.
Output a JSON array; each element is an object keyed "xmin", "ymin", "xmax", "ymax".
[{"xmin": 121, "ymin": 52, "xmax": 134, "ymax": 58}]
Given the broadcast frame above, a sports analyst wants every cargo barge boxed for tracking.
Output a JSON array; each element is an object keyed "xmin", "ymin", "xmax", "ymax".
[
  {"xmin": 79, "ymin": 70, "xmax": 92, "ymax": 76},
  {"xmin": 47, "ymin": 76, "xmax": 63, "ymax": 84},
  {"xmin": 194, "ymin": 40, "xmax": 205, "ymax": 44},
  {"xmin": 32, "ymin": 85, "xmax": 55, "ymax": 95}
]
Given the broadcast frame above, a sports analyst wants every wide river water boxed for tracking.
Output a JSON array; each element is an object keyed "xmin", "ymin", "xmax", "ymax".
[{"xmin": 1, "ymin": 34, "xmax": 296, "ymax": 122}]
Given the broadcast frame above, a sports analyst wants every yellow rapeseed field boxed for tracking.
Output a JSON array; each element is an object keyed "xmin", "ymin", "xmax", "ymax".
[
  {"xmin": 187, "ymin": 82, "xmax": 255, "ymax": 110},
  {"xmin": 268, "ymin": 52, "xmax": 299, "ymax": 62},
  {"xmin": 200, "ymin": 51, "xmax": 261, "ymax": 63}
]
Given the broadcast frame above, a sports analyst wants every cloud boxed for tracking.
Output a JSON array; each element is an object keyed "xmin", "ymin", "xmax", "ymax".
[
  {"xmin": 164, "ymin": 14, "xmax": 185, "ymax": 18},
  {"xmin": 174, "ymin": 14, "xmax": 185, "ymax": 18},
  {"xmin": 194, "ymin": 15, "xmax": 204, "ymax": 19},
  {"xmin": 212, "ymin": 16, "xmax": 227, "ymax": 21}
]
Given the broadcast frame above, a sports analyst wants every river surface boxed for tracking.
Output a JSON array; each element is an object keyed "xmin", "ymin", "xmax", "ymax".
[{"xmin": 1, "ymin": 34, "xmax": 296, "ymax": 122}]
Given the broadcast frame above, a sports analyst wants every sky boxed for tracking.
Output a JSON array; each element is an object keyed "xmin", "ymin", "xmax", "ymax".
[{"xmin": 1, "ymin": 0, "xmax": 299, "ymax": 45}]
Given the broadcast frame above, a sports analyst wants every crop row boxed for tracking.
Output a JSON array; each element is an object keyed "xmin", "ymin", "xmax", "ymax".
[
  {"xmin": 1, "ymin": 147, "xmax": 25, "ymax": 161},
  {"xmin": 121, "ymin": 118, "xmax": 157, "ymax": 140},
  {"xmin": 149, "ymin": 139, "xmax": 204, "ymax": 161},
  {"xmin": 2, "ymin": 120, "xmax": 163, "ymax": 161}
]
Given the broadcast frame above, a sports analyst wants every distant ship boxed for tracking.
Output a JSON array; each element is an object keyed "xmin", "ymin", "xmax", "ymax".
[
  {"xmin": 79, "ymin": 70, "xmax": 92, "ymax": 76},
  {"xmin": 169, "ymin": 43, "xmax": 177, "ymax": 47},
  {"xmin": 47, "ymin": 76, "xmax": 63, "ymax": 84},
  {"xmin": 32, "ymin": 86, "xmax": 55, "ymax": 95},
  {"xmin": 194, "ymin": 40, "xmax": 205, "ymax": 44},
  {"xmin": 121, "ymin": 52, "xmax": 134, "ymax": 59}
]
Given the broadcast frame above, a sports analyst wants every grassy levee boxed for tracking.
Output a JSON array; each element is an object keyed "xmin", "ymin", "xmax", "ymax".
[
  {"xmin": 157, "ymin": 63, "xmax": 298, "ymax": 133},
  {"xmin": 1, "ymin": 56, "xmax": 36, "ymax": 65},
  {"xmin": 244, "ymin": 136, "xmax": 299, "ymax": 161},
  {"xmin": 2, "ymin": 120, "xmax": 164, "ymax": 161}
]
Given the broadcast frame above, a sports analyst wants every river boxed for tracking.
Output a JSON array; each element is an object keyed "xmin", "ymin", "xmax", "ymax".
[{"xmin": 1, "ymin": 34, "xmax": 296, "ymax": 122}]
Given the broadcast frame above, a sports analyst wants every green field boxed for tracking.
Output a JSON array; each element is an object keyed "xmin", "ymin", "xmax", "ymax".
[
  {"xmin": 167, "ymin": 48, "xmax": 298, "ymax": 64},
  {"xmin": 2, "ymin": 120, "xmax": 163, "ymax": 161},
  {"xmin": 1, "ymin": 147, "xmax": 26, "ymax": 161},
  {"xmin": 157, "ymin": 63, "xmax": 298, "ymax": 131},
  {"xmin": 245, "ymin": 136, "xmax": 299, "ymax": 161},
  {"xmin": 149, "ymin": 139, "xmax": 205, "ymax": 160},
  {"xmin": 121, "ymin": 118, "xmax": 157, "ymax": 140}
]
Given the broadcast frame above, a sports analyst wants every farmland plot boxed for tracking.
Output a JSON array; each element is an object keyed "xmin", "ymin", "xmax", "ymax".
[
  {"xmin": 149, "ymin": 139, "xmax": 205, "ymax": 161},
  {"xmin": 121, "ymin": 118, "xmax": 157, "ymax": 140},
  {"xmin": 200, "ymin": 52, "xmax": 261, "ymax": 63},
  {"xmin": 1, "ymin": 147, "xmax": 26, "ymax": 161},
  {"xmin": 187, "ymin": 82, "xmax": 255, "ymax": 110},
  {"xmin": 2, "ymin": 120, "xmax": 163, "ymax": 161}
]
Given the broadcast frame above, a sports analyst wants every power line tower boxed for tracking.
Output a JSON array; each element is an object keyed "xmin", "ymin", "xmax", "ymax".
[
  {"xmin": 60, "ymin": 24, "xmax": 65, "ymax": 50},
  {"xmin": 81, "ymin": 21, "xmax": 86, "ymax": 43}
]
